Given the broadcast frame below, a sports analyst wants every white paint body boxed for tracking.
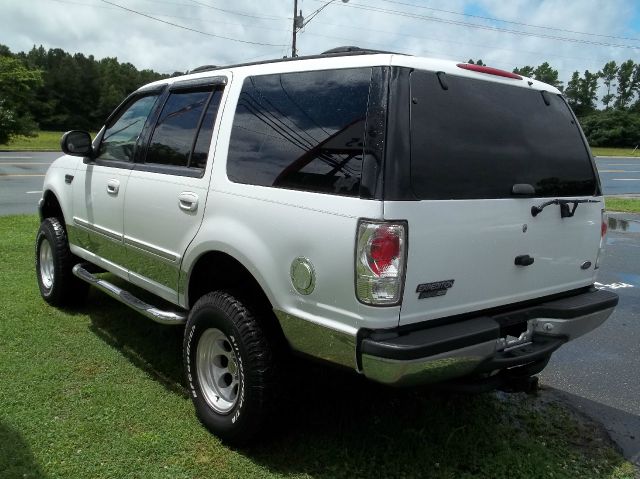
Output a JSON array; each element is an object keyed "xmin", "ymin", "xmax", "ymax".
[{"xmin": 41, "ymin": 53, "xmax": 603, "ymax": 354}]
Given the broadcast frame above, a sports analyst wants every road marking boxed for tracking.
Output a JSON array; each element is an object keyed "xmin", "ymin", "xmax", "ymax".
[
  {"xmin": 0, "ymin": 174, "xmax": 45, "ymax": 177},
  {"xmin": 26, "ymin": 191, "xmax": 43, "ymax": 194},
  {"xmin": 0, "ymin": 162, "xmax": 51, "ymax": 166},
  {"xmin": 602, "ymin": 163, "xmax": 637, "ymax": 166},
  {"xmin": 599, "ymin": 170, "xmax": 626, "ymax": 173},
  {"xmin": 0, "ymin": 156, "xmax": 33, "ymax": 159},
  {"xmin": 612, "ymin": 178, "xmax": 640, "ymax": 181}
]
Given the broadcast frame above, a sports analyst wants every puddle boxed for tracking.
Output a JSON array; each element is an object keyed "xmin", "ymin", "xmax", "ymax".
[{"xmin": 608, "ymin": 217, "xmax": 640, "ymax": 233}]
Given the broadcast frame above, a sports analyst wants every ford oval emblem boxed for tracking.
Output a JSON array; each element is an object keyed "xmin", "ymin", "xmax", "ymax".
[{"xmin": 580, "ymin": 261, "xmax": 592, "ymax": 270}]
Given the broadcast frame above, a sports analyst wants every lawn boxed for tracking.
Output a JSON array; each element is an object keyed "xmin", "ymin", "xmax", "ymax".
[
  {"xmin": 0, "ymin": 131, "xmax": 66, "ymax": 151},
  {"xmin": 0, "ymin": 215, "xmax": 636, "ymax": 479},
  {"xmin": 605, "ymin": 198, "xmax": 640, "ymax": 214},
  {"xmin": 591, "ymin": 147, "xmax": 639, "ymax": 157}
]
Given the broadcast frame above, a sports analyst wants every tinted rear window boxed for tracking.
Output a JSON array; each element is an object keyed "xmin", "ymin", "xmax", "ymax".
[
  {"xmin": 226, "ymin": 68, "xmax": 372, "ymax": 196},
  {"xmin": 410, "ymin": 71, "xmax": 597, "ymax": 199}
]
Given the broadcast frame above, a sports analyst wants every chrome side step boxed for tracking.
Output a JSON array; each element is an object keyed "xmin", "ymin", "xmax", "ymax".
[{"xmin": 72, "ymin": 263, "xmax": 187, "ymax": 325}]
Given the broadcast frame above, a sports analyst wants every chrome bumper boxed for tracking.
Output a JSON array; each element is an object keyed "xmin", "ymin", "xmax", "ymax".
[{"xmin": 361, "ymin": 307, "xmax": 615, "ymax": 386}]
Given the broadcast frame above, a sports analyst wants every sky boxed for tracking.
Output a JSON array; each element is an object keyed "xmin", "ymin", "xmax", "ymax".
[{"xmin": 1, "ymin": 0, "xmax": 639, "ymax": 88}]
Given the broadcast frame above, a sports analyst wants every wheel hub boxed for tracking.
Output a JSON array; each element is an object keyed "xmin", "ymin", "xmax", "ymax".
[
  {"xmin": 196, "ymin": 328, "xmax": 240, "ymax": 414},
  {"xmin": 39, "ymin": 239, "xmax": 54, "ymax": 290}
]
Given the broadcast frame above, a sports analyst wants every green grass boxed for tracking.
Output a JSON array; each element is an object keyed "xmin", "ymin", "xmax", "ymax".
[
  {"xmin": 0, "ymin": 131, "xmax": 66, "ymax": 151},
  {"xmin": 605, "ymin": 197, "xmax": 640, "ymax": 213},
  {"xmin": 0, "ymin": 215, "xmax": 636, "ymax": 479},
  {"xmin": 591, "ymin": 147, "xmax": 639, "ymax": 157}
]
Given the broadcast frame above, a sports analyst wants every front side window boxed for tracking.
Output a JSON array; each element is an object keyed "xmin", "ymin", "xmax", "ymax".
[
  {"xmin": 226, "ymin": 68, "xmax": 372, "ymax": 196},
  {"xmin": 97, "ymin": 94, "xmax": 158, "ymax": 162},
  {"xmin": 145, "ymin": 88, "xmax": 222, "ymax": 169}
]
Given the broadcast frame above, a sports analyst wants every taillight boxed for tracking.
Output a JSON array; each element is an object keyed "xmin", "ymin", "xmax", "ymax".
[
  {"xmin": 356, "ymin": 221, "xmax": 406, "ymax": 305},
  {"xmin": 595, "ymin": 209, "xmax": 607, "ymax": 269}
]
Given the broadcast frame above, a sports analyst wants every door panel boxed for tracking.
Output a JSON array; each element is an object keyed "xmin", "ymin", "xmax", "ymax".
[
  {"xmin": 70, "ymin": 92, "xmax": 161, "ymax": 271},
  {"xmin": 123, "ymin": 173, "xmax": 209, "ymax": 299},
  {"xmin": 71, "ymin": 164, "xmax": 131, "ymax": 268},
  {"xmin": 122, "ymin": 84, "xmax": 224, "ymax": 299}
]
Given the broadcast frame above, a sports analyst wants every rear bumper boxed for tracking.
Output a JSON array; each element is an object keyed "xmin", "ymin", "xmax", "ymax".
[{"xmin": 360, "ymin": 288, "xmax": 618, "ymax": 386}]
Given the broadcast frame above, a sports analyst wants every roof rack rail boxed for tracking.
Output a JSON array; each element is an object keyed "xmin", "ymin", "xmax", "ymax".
[
  {"xmin": 181, "ymin": 47, "xmax": 401, "ymax": 77},
  {"xmin": 322, "ymin": 46, "xmax": 367, "ymax": 54},
  {"xmin": 322, "ymin": 46, "xmax": 396, "ymax": 55},
  {"xmin": 189, "ymin": 65, "xmax": 218, "ymax": 74}
]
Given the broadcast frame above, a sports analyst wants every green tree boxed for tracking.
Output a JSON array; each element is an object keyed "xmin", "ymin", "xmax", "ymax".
[
  {"xmin": 600, "ymin": 61, "xmax": 618, "ymax": 109},
  {"xmin": 615, "ymin": 59, "xmax": 635, "ymax": 109},
  {"xmin": 564, "ymin": 70, "xmax": 598, "ymax": 115},
  {"xmin": 631, "ymin": 64, "xmax": 640, "ymax": 112},
  {"xmin": 564, "ymin": 71, "xmax": 581, "ymax": 111},
  {"xmin": 532, "ymin": 62, "xmax": 563, "ymax": 90},
  {"xmin": 513, "ymin": 65, "xmax": 535, "ymax": 77},
  {"xmin": 579, "ymin": 70, "xmax": 599, "ymax": 113},
  {"xmin": 0, "ymin": 55, "xmax": 42, "ymax": 143},
  {"xmin": 581, "ymin": 110, "xmax": 640, "ymax": 147}
]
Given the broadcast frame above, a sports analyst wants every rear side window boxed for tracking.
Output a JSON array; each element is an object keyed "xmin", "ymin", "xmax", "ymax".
[
  {"xmin": 226, "ymin": 68, "xmax": 372, "ymax": 196},
  {"xmin": 145, "ymin": 88, "xmax": 222, "ymax": 170},
  {"xmin": 409, "ymin": 71, "xmax": 597, "ymax": 199}
]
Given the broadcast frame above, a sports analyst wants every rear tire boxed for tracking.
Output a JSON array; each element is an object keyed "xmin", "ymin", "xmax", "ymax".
[
  {"xmin": 183, "ymin": 291, "xmax": 279, "ymax": 445},
  {"xmin": 35, "ymin": 217, "xmax": 88, "ymax": 307}
]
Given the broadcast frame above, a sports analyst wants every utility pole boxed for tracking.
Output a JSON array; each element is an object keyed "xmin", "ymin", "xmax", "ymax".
[
  {"xmin": 291, "ymin": 0, "xmax": 347, "ymax": 58},
  {"xmin": 291, "ymin": 0, "xmax": 302, "ymax": 58}
]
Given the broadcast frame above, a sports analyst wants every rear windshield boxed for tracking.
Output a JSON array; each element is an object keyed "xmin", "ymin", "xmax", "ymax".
[{"xmin": 409, "ymin": 71, "xmax": 597, "ymax": 199}]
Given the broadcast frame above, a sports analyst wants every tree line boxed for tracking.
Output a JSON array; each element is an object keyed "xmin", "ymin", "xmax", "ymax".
[
  {"xmin": 0, "ymin": 44, "xmax": 171, "ymax": 143},
  {"xmin": 1, "ymin": 44, "xmax": 638, "ymax": 147}
]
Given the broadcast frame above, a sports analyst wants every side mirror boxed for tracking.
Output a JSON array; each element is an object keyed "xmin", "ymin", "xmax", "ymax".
[{"xmin": 61, "ymin": 130, "xmax": 94, "ymax": 157}]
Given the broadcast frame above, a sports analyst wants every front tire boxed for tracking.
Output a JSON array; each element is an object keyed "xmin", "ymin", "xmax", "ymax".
[
  {"xmin": 35, "ymin": 217, "xmax": 88, "ymax": 307},
  {"xmin": 183, "ymin": 291, "xmax": 279, "ymax": 445}
]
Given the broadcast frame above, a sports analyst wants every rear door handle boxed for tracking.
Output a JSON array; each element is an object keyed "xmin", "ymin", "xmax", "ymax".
[
  {"xmin": 106, "ymin": 179, "xmax": 120, "ymax": 195},
  {"xmin": 178, "ymin": 192, "xmax": 198, "ymax": 212}
]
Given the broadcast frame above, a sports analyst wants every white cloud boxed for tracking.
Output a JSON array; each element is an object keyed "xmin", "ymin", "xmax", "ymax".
[{"xmin": 1, "ymin": 0, "xmax": 638, "ymax": 84}]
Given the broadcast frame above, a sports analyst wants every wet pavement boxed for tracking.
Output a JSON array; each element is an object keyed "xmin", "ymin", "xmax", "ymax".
[{"xmin": 541, "ymin": 212, "xmax": 640, "ymax": 465}]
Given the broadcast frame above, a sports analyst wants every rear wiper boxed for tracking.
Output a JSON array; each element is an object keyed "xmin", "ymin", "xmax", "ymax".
[{"xmin": 531, "ymin": 198, "xmax": 600, "ymax": 218}]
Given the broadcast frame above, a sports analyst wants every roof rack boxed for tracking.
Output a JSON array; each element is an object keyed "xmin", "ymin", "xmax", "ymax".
[
  {"xmin": 189, "ymin": 64, "xmax": 218, "ymax": 74},
  {"xmin": 321, "ymin": 46, "xmax": 383, "ymax": 54},
  {"xmin": 185, "ymin": 46, "xmax": 400, "ymax": 76}
]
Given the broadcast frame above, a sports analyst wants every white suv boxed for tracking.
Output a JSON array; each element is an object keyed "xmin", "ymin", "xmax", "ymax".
[{"xmin": 35, "ymin": 48, "xmax": 619, "ymax": 443}]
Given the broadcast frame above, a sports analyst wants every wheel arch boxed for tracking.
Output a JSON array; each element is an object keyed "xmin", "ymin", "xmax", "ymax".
[
  {"xmin": 183, "ymin": 249, "xmax": 287, "ymax": 348},
  {"xmin": 184, "ymin": 249, "xmax": 272, "ymax": 310},
  {"xmin": 39, "ymin": 189, "xmax": 64, "ymax": 223}
]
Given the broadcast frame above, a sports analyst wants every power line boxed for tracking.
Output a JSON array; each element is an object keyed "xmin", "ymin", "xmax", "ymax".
[
  {"xmin": 309, "ymin": 0, "xmax": 640, "ymax": 50},
  {"xmin": 185, "ymin": 0, "xmax": 288, "ymax": 21},
  {"xmin": 99, "ymin": 0, "xmax": 288, "ymax": 47},
  {"xmin": 374, "ymin": 0, "xmax": 640, "ymax": 44},
  {"xmin": 307, "ymin": 19, "xmax": 617, "ymax": 70},
  {"xmin": 125, "ymin": 0, "xmax": 289, "ymax": 21},
  {"xmin": 49, "ymin": 0, "xmax": 287, "ymax": 33}
]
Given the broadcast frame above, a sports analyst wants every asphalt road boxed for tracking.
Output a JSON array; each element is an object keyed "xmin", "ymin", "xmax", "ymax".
[
  {"xmin": 596, "ymin": 156, "xmax": 640, "ymax": 195},
  {"xmin": 541, "ymin": 212, "xmax": 640, "ymax": 465},
  {"xmin": 0, "ymin": 151, "xmax": 57, "ymax": 216}
]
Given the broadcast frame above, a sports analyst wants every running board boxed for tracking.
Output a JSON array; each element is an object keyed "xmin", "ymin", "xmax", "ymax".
[{"xmin": 72, "ymin": 263, "xmax": 187, "ymax": 325}]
